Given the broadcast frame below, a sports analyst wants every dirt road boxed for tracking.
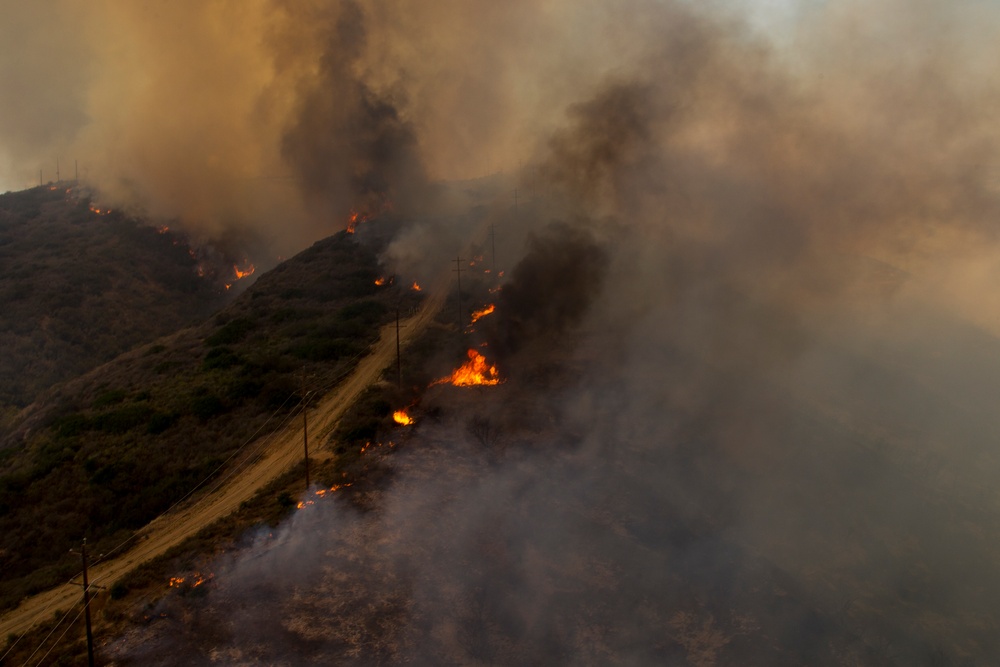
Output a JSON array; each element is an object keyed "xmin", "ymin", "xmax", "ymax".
[{"xmin": 0, "ymin": 283, "xmax": 448, "ymax": 640}]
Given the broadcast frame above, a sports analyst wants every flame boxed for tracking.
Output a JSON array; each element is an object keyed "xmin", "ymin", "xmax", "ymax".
[
  {"xmin": 346, "ymin": 210, "xmax": 368, "ymax": 234},
  {"xmin": 169, "ymin": 573, "xmax": 211, "ymax": 588},
  {"xmin": 375, "ymin": 276, "xmax": 387, "ymax": 286},
  {"xmin": 470, "ymin": 304, "xmax": 495, "ymax": 323},
  {"xmin": 360, "ymin": 441, "xmax": 396, "ymax": 456},
  {"xmin": 433, "ymin": 349, "xmax": 503, "ymax": 387},
  {"xmin": 411, "ymin": 282, "xmax": 422, "ymax": 291},
  {"xmin": 295, "ymin": 483, "xmax": 354, "ymax": 509},
  {"xmin": 233, "ymin": 261, "xmax": 255, "ymax": 280},
  {"xmin": 393, "ymin": 410, "xmax": 414, "ymax": 426},
  {"xmin": 156, "ymin": 225, "xmax": 170, "ymax": 234},
  {"xmin": 88, "ymin": 204, "xmax": 111, "ymax": 215}
]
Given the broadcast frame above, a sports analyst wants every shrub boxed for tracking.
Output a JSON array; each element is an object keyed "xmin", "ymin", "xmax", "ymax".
[
  {"xmin": 93, "ymin": 405, "xmax": 155, "ymax": 434},
  {"xmin": 146, "ymin": 411, "xmax": 179, "ymax": 435},
  {"xmin": 206, "ymin": 317, "xmax": 255, "ymax": 346},
  {"xmin": 190, "ymin": 393, "xmax": 226, "ymax": 421},
  {"xmin": 202, "ymin": 346, "xmax": 242, "ymax": 371},
  {"xmin": 92, "ymin": 389, "xmax": 128, "ymax": 409}
]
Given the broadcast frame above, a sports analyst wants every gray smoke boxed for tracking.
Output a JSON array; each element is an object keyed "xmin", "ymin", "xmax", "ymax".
[{"xmin": 77, "ymin": 0, "xmax": 1000, "ymax": 663}]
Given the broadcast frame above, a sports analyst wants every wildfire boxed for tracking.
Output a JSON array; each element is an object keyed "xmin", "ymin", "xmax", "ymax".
[
  {"xmin": 156, "ymin": 225, "xmax": 170, "ymax": 234},
  {"xmin": 470, "ymin": 304, "xmax": 495, "ymax": 323},
  {"xmin": 412, "ymin": 282, "xmax": 422, "ymax": 291},
  {"xmin": 296, "ymin": 483, "xmax": 353, "ymax": 509},
  {"xmin": 169, "ymin": 573, "xmax": 211, "ymax": 588},
  {"xmin": 88, "ymin": 204, "xmax": 111, "ymax": 215},
  {"xmin": 360, "ymin": 441, "xmax": 395, "ymax": 456},
  {"xmin": 233, "ymin": 261, "xmax": 255, "ymax": 280},
  {"xmin": 375, "ymin": 276, "xmax": 387, "ymax": 286},
  {"xmin": 433, "ymin": 349, "xmax": 503, "ymax": 387},
  {"xmin": 346, "ymin": 210, "xmax": 368, "ymax": 234},
  {"xmin": 393, "ymin": 410, "xmax": 414, "ymax": 426}
]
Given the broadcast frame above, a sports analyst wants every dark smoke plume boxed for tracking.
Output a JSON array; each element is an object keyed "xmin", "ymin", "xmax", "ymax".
[
  {"xmin": 493, "ymin": 221, "xmax": 610, "ymax": 355},
  {"xmin": 14, "ymin": 0, "xmax": 1000, "ymax": 664}
]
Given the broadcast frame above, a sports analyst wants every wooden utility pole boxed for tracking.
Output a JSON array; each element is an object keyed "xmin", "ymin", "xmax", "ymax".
[
  {"xmin": 395, "ymin": 309, "xmax": 403, "ymax": 389},
  {"xmin": 70, "ymin": 539, "xmax": 96, "ymax": 667},
  {"xmin": 301, "ymin": 374, "xmax": 310, "ymax": 490},
  {"xmin": 453, "ymin": 256, "xmax": 465, "ymax": 329},
  {"xmin": 490, "ymin": 225, "xmax": 496, "ymax": 275}
]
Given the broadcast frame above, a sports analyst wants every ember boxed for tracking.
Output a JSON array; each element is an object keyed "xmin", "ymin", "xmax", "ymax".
[
  {"xmin": 393, "ymin": 410, "xmax": 414, "ymax": 426},
  {"xmin": 411, "ymin": 282, "xmax": 422, "ymax": 291}
]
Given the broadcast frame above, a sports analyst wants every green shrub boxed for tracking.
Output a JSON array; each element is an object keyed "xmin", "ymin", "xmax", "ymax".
[
  {"xmin": 52, "ymin": 413, "xmax": 91, "ymax": 438},
  {"xmin": 202, "ymin": 346, "xmax": 242, "ymax": 371},
  {"xmin": 146, "ymin": 411, "xmax": 179, "ymax": 434},
  {"xmin": 190, "ymin": 393, "xmax": 226, "ymax": 421},
  {"xmin": 93, "ymin": 405, "xmax": 155, "ymax": 434},
  {"xmin": 92, "ymin": 389, "xmax": 128, "ymax": 409},
  {"xmin": 206, "ymin": 317, "xmax": 255, "ymax": 346}
]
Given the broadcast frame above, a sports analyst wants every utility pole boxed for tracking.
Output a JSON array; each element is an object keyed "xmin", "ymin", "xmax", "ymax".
[
  {"xmin": 56, "ymin": 157, "xmax": 60, "ymax": 183},
  {"xmin": 453, "ymin": 256, "xmax": 465, "ymax": 329},
  {"xmin": 395, "ymin": 309, "xmax": 403, "ymax": 389},
  {"xmin": 301, "ymin": 371, "xmax": 309, "ymax": 490},
  {"xmin": 70, "ymin": 539, "xmax": 96, "ymax": 667},
  {"xmin": 490, "ymin": 224, "xmax": 496, "ymax": 275},
  {"xmin": 75, "ymin": 159, "xmax": 79, "ymax": 182}
]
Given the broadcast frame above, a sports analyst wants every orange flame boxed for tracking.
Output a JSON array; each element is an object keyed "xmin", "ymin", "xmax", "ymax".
[
  {"xmin": 375, "ymin": 276, "xmax": 387, "ymax": 286},
  {"xmin": 470, "ymin": 304, "xmax": 495, "ymax": 323},
  {"xmin": 433, "ymin": 349, "xmax": 502, "ymax": 387},
  {"xmin": 296, "ymin": 483, "xmax": 354, "ymax": 509},
  {"xmin": 233, "ymin": 261, "xmax": 255, "ymax": 280},
  {"xmin": 156, "ymin": 225, "xmax": 170, "ymax": 234},
  {"xmin": 393, "ymin": 410, "xmax": 414, "ymax": 426},
  {"xmin": 411, "ymin": 282, "xmax": 422, "ymax": 291},
  {"xmin": 346, "ymin": 210, "xmax": 368, "ymax": 234}
]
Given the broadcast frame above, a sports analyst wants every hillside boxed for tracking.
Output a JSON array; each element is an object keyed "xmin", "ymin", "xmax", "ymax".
[
  {"xmin": 0, "ymin": 226, "xmax": 421, "ymax": 611},
  {"xmin": 0, "ymin": 185, "xmax": 243, "ymax": 428}
]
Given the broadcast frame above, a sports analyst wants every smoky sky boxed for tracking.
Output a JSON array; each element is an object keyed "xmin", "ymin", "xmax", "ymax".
[
  {"xmin": 13, "ymin": 0, "xmax": 1000, "ymax": 662},
  {"xmin": 0, "ymin": 0, "xmax": 996, "ymax": 269}
]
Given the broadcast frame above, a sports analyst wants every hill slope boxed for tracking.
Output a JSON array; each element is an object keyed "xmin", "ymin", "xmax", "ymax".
[
  {"xmin": 0, "ymin": 227, "xmax": 420, "ymax": 611},
  {"xmin": 0, "ymin": 185, "xmax": 238, "ymax": 423}
]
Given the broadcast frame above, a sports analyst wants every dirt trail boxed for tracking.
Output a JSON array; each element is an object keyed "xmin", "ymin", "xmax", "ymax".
[{"xmin": 0, "ymin": 283, "xmax": 448, "ymax": 640}]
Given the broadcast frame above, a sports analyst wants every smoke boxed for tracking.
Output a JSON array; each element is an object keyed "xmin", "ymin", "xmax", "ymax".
[{"xmin": 26, "ymin": 0, "xmax": 1000, "ymax": 662}]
